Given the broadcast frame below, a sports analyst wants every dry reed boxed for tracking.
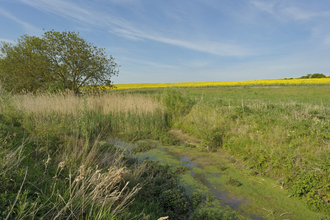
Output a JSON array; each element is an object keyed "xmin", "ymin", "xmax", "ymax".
[
  {"xmin": 13, "ymin": 90, "xmax": 162, "ymax": 115},
  {"xmin": 40, "ymin": 135, "xmax": 145, "ymax": 219}
]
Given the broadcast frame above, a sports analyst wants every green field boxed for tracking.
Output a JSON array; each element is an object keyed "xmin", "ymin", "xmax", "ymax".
[{"xmin": 1, "ymin": 85, "xmax": 330, "ymax": 219}]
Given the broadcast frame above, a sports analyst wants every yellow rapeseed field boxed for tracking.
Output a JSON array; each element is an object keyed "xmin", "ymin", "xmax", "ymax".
[{"xmin": 96, "ymin": 78, "xmax": 330, "ymax": 90}]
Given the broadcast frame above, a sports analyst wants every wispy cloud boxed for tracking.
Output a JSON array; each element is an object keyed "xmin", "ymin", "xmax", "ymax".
[
  {"xmin": 251, "ymin": 0, "xmax": 330, "ymax": 21},
  {"xmin": 109, "ymin": 0, "xmax": 140, "ymax": 5},
  {"xmin": 250, "ymin": 1, "xmax": 275, "ymax": 14},
  {"xmin": 19, "ymin": 0, "xmax": 98, "ymax": 25},
  {"xmin": 0, "ymin": 7, "xmax": 42, "ymax": 35},
  {"xmin": 112, "ymin": 28, "xmax": 144, "ymax": 41},
  {"xmin": 282, "ymin": 7, "xmax": 330, "ymax": 20},
  {"xmin": 20, "ymin": 0, "xmax": 255, "ymax": 57},
  {"xmin": 112, "ymin": 27, "xmax": 255, "ymax": 57},
  {"xmin": 121, "ymin": 57, "xmax": 176, "ymax": 69},
  {"xmin": 158, "ymin": 38, "xmax": 254, "ymax": 57}
]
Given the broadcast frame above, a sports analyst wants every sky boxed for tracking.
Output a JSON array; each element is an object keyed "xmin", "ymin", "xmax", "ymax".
[{"xmin": 1, "ymin": 0, "xmax": 330, "ymax": 84}]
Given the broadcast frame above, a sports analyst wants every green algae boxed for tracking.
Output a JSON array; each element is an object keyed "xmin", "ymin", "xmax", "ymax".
[
  {"xmin": 162, "ymin": 144, "xmax": 326, "ymax": 220},
  {"xmin": 109, "ymin": 138, "xmax": 327, "ymax": 219}
]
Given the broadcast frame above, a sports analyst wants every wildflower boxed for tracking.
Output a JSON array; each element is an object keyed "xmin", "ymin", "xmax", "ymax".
[
  {"xmin": 13, "ymin": 133, "xmax": 17, "ymax": 137},
  {"xmin": 106, "ymin": 78, "xmax": 330, "ymax": 90}
]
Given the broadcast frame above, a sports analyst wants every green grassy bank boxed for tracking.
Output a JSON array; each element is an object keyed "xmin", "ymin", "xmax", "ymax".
[{"xmin": 159, "ymin": 86, "xmax": 330, "ymax": 216}]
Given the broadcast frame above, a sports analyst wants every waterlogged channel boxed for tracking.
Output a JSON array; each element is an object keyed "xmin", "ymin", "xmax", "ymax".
[{"xmin": 106, "ymin": 137, "xmax": 326, "ymax": 220}]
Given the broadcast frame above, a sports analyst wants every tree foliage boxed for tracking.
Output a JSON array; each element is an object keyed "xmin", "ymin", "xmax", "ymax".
[
  {"xmin": 0, "ymin": 30, "xmax": 119, "ymax": 93},
  {"xmin": 0, "ymin": 35, "xmax": 51, "ymax": 93},
  {"xmin": 301, "ymin": 73, "xmax": 326, "ymax": 79}
]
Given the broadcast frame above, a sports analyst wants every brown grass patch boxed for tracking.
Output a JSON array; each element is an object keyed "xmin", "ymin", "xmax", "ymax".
[{"xmin": 13, "ymin": 91, "xmax": 162, "ymax": 115}]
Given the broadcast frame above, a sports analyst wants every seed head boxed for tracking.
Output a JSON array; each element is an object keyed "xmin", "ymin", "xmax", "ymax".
[
  {"xmin": 58, "ymin": 161, "xmax": 65, "ymax": 168},
  {"xmin": 13, "ymin": 133, "xmax": 17, "ymax": 137}
]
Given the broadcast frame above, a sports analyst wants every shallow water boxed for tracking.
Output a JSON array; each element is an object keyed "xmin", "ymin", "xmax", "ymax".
[
  {"xmin": 106, "ymin": 137, "xmax": 265, "ymax": 219},
  {"xmin": 179, "ymin": 155, "xmax": 199, "ymax": 169},
  {"xmin": 178, "ymin": 155, "xmax": 246, "ymax": 210},
  {"xmin": 104, "ymin": 137, "xmax": 326, "ymax": 220}
]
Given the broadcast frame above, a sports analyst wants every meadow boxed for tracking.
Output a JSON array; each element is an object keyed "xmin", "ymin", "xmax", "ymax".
[{"xmin": 1, "ymin": 83, "xmax": 330, "ymax": 219}]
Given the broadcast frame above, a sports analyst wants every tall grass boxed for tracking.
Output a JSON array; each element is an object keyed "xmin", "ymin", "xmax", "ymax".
[
  {"xmin": 14, "ymin": 91, "xmax": 169, "ymax": 137},
  {"xmin": 14, "ymin": 90, "xmax": 161, "ymax": 115},
  {"xmin": 0, "ymin": 89, "xmax": 171, "ymax": 219},
  {"xmin": 0, "ymin": 134, "xmax": 146, "ymax": 219}
]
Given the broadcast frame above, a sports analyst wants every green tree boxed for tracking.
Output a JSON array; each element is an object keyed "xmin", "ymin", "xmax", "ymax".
[
  {"xmin": 0, "ymin": 35, "xmax": 51, "ymax": 93},
  {"xmin": 301, "ymin": 73, "xmax": 326, "ymax": 79},
  {"xmin": 0, "ymin": 30, "xmax": 119, "ymax": 93},
  {"xmin": 310, "ymin": 73, "xmax": 326, "ymax": 78}
]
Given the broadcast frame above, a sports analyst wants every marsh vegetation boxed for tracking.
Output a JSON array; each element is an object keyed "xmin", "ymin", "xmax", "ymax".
[{"xmin": 1, "ymin": 85, "xmax": 330, "ymax": 219}]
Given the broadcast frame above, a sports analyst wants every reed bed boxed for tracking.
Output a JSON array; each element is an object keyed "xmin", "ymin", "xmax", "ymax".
[
  {"xmin": 0, "ymin": 88, "xmax": 171, "ymax": 219},
  {"xmin": 14, "ymin": 91, "xmax": 162, "ymax": 115}
]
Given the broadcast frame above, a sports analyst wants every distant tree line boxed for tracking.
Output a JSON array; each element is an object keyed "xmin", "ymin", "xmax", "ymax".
[
  {"xmin": 301, "ymin": 73, "xmax": 327, "ymax": 79},
  {"xmin": 0, "ymin": 30, "xmax": 119, "ymax": 94}
]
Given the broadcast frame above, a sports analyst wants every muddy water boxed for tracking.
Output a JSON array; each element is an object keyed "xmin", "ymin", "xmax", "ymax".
[{"xmin": 105, "ymin": 137, "xmax": 326, "ymax": 220}]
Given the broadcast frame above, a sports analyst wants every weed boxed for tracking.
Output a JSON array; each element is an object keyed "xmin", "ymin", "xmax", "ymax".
[
  {"xmin": 191, "ymin": 192, "xmax": 204, "ymax": 210},
  {"xmin": 173, "ymin": 165, "xmax": 189, "ymax": 175},
  {"xmin": 131, "ymin": 141, "xmax": 156, "ymax": 154},
  {"xmin": 218, "ymin": 165, "xmax": 229, "ymax": 171},
  {"xmin": 184, "ymin": 142, "xmax": 197, "ymax": 148},
  {"xmin": 161, "ymin": 88, "xmax": 195, "ymax": 118},
  {"xmin": 155, "ymin": 131, "xmax": 181, "ymax": 145},
  {"xmin": 226, "ymin": 177, "xmax": 243, "ymax": 187},
  {"xmin": 192, "ymin": 207, "xmax": 238, "ymax": 220},
  {"xmin": 159, "ymin": 187, "xmax": 190, "ymax": 218}
]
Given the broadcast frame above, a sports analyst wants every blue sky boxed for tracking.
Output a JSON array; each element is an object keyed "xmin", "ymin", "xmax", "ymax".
[{"xmin": 1, "ymin": 0, "xmax": 330, "ymax": 84}]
